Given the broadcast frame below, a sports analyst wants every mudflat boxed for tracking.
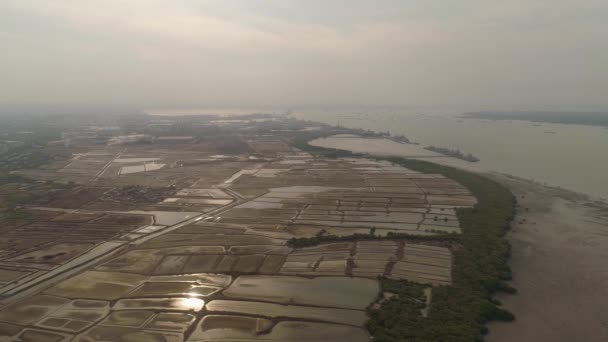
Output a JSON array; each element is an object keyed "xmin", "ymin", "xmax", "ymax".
[{"xmin": 487, "ymin": 175, "xmax": 608, "ymax": 342}]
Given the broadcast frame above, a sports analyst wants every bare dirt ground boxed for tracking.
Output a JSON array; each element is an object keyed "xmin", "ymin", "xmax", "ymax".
[{"xmin": 487, "ymin": 174, "xmax": 608, "ymax": 342}]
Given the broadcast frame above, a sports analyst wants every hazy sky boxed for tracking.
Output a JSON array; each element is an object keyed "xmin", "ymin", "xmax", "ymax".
[{"xmin": 1, "ymin": 1, "xmax": 607, "ymax": 108}]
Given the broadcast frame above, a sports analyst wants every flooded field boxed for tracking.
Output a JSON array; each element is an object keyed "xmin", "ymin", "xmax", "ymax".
[
  {"xmin": 0, "ymin": 212, "xmax": 154, "ymax": 300},
  {"xmin": 0, "ymin": 118, "xmax": 475, "ymax": 341},
  {"xmin": 119, "ymin": 162, "xmax": 166, "ymax": 175},
  {"xmin": 205, "ymin": 300, "xmax": 368, "ymax": 326},
  {"xmin": 222, "ymin": 159, "xmax": 474, "ymax": 237},
  {"xmin": 188, "ymin": 316, "xmax": 370, "ymax": 342},
  {"xmin": 223, "ymin": 275, "xmax": 378, "ymax": 309}
]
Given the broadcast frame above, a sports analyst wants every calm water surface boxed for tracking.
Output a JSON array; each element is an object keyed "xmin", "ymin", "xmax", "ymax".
[{"xmin": 295, "ymin": 109, "xmax": 608, "ymax": 199}]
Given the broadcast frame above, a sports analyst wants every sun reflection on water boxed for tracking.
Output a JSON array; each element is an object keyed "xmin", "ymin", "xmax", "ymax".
[{"xmin": 179, "ymin": 296, "xmax": 205, "ymax": 311}]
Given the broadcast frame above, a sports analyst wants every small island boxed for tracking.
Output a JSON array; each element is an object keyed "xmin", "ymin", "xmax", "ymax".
[
  {"xmin": 389, "ymin": 134, "xmax": 411, "ymax": 144},
  {"xmin": 425, "ymin": 145, "xmax": 480, "ymax": 162},
  {"xmin": 462, "ymin": 111, "xmax": 608, "ymax": 128}
]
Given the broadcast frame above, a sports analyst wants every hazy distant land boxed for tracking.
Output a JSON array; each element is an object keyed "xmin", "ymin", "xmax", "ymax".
[{"xmin": 462, "ymin": 111, "xmax": 608, "ymax": 127}]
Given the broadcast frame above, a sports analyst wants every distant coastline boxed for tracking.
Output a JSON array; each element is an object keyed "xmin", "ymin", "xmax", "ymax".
[{"xmin": 461, "ymin": 111, "xmax": 608, "ymax": 127}]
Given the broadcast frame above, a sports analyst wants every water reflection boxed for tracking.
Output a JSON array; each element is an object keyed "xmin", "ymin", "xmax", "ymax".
[
  {"xmin": 113, "ymin": 297, "xmax": 205, "ymax": 312},
  {"xmin": 181, "ymin": 297, "xmax": 205, "ymax": 311},
  {"xmin": 297, "ymin": 110, "xmax": 608, "ymax": 198}
]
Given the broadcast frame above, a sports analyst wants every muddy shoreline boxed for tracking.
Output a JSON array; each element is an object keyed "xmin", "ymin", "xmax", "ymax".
[
  {"xmin": 486, "ymin": 174, "xmax": 608, "ymax": 342},
  {"xmin": 311, "ymin": 136, "xmax": 608, "ymax": 341}
]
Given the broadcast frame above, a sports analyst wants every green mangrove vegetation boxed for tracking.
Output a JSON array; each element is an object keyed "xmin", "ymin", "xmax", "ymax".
[
  {"xmin": 290, "ymin": 130, "xmax": 516, "ymax": 342},
  {"xmin": 425, "ymin": 145, "xmax": 480, "ymax": 162},
  {"xmin": 288, "ymin": 231, "xmax": 460, "ymax": 249}
]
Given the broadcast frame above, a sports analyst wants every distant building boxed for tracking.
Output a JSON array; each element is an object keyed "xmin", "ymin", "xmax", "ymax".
[
  {"xmin": 149, "ymin": 119, "xmax": 176, "ymax": 124},
  {"xmin": 0, "ymin": 140, "xmax": 25, "ymax": 153},
  {"xmin": 155, "ymin": 136, "xmax": 194, "ymax": 144},
  {"xmin": 15, "ymin": 131, "xmax": 34, "ymax": 143},
  {"xmin": 61, "ymin": 131, "xmax": 109, "ymax": 147},
  {"xmin": 146, "ymin": 120, "xmax": 176, "ymax": 134},
  {"xmin": 108, "ymin": 134, "xmax": 154, "ymax": 145},
  {"xmin": 86, "ymin": 126, "xmax": 121, "ymax": 136}
]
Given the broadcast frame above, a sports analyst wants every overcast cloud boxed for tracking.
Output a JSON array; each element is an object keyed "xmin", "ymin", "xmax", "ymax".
[{"xmin": 1, "ymin": 0, "xmax": 607, "ymax": 108}]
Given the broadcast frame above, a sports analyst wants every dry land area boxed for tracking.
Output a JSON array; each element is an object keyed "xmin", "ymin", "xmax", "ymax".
[
  {"xmin": 0, "ymin": 155, "xmax": 465, "ymax": 341},
  {"xmin": 0, "ymin": 116, "xmax": 523, "ymax": 341}
]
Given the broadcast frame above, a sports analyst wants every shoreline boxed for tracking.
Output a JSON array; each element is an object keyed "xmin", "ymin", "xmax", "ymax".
[
  {"xmin": 310, "ymin": 135, "xmax": 608, "ymax": 341},
  {"xmin": 486, "ymin": 173, "xmax": 608, "ymax": 342},
  {"xmin": 297, "ymin": 130, "xmax": 517, "ymax": 340},
  {"xmin": 295, "ymin": 111, "xmax": 608, "ymax": 200},
  {"xmin": 311, "ymin": 135, "xmax": 607, "ymax": 202}
]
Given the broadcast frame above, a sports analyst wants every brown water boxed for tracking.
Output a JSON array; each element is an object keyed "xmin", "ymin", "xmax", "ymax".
[
  {"xmin": 296, "ymin": 110, "xmax": 608, "ymax": 199},
  {"xmin": 205, "ymin": 300, "xmax": 368, "ymax": 326},
  {"xmin": 222, "ymin": 275, "xmax": 379, "ymax": 310},
  {"xmin": 190, "ymin": 315, "xmax": 370, "ymax": 342}
]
